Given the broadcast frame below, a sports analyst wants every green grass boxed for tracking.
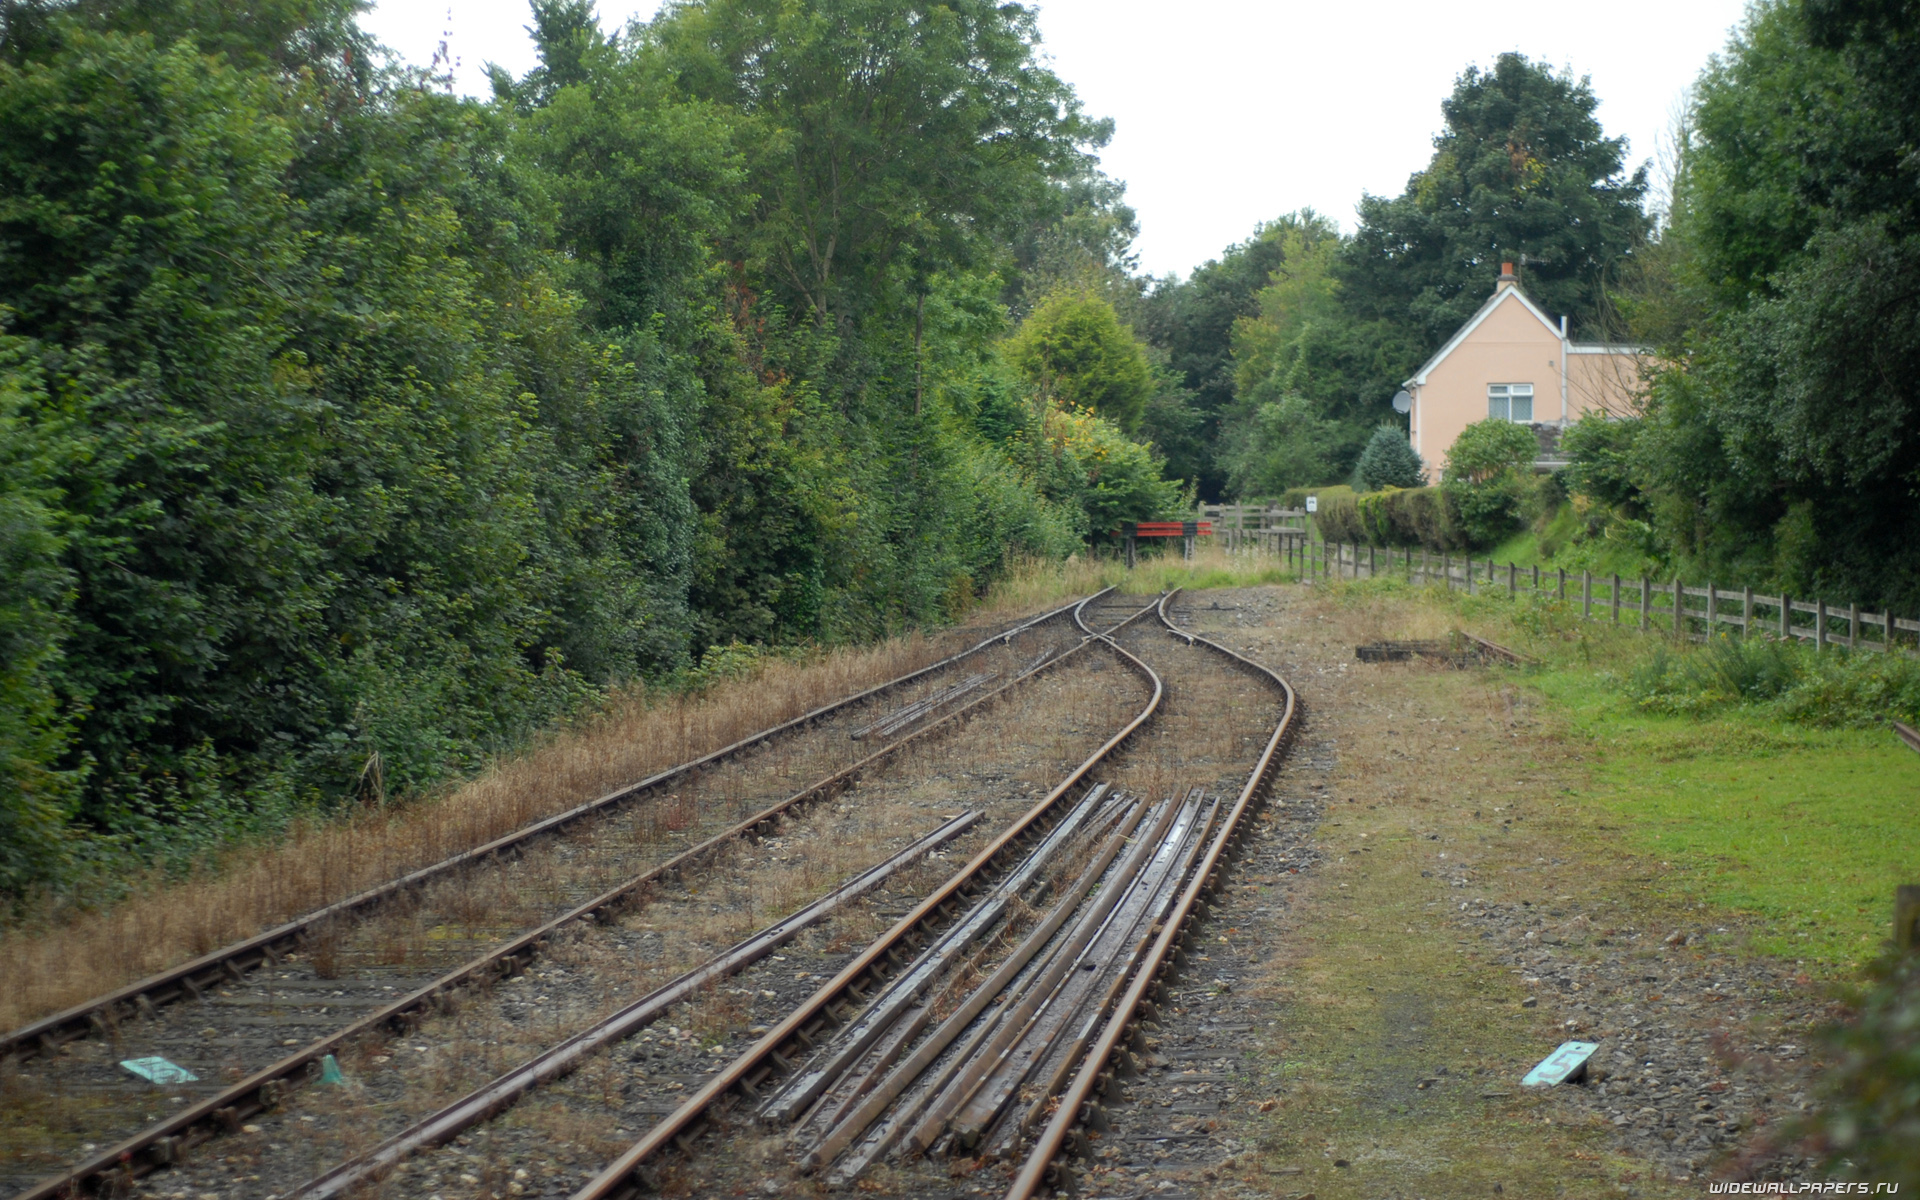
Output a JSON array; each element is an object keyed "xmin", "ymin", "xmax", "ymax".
[
  {"xmin": 1324, "ymin": 574, "xmax": 1920, "ymax": 975},
  {"xmin": 1533, "ymin": 669, "xmax": 1920, "ymax": 971}
]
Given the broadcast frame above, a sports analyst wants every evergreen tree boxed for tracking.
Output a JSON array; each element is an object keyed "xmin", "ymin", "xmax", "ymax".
[
  {"xmin": 1342, "ymin": 53, "xmax": 1651, "ymax": 347},
  {"xmin": 1355, "ymin": 425, "xmax": 1426, "ymax": 491}
]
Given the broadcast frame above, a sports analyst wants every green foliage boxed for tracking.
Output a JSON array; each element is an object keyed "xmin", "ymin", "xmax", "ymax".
[
  {"xmin": 1354, "ymin": 425, "xmax": 1425, "ymax": 491},
  {"xmin": 1559, "ymin": 412, "xmax": 1644, "ymax": 514},
  {"xmin": 1807, "ymin": 951, "xmax": 1920, "ymax": 1184},
  {"xmin": 1625, "ymin": 637, "xmax": 1920, "ymax": 728},
  {"xmin": 1619, "ymin": 0, "xmax": 1920, "ymax": 610},
  {"xmin": 0, "ymin": 0, "xmax": 1162, "ymax": 895},
  {"xmin": 0, "ymin": 340, "xmax": 79, "ymax": 893},
  {"xmin": 1138, "ymin": 217, "xmax": 1306, "ymax": 498},
  {"xmin": 1219, "ymin": 393, "xmax": 1345, "ymax": 498},
  {"xmin": 1341, "ymin": 53, "xmax": 1650, "ymax": 346},
  {"xmin": 1354, "ymin": 486, "xmax": 1466, "ymax": 550},
  {"xmin": 1004, "ymin": 292, "xmax": 1153, "ymax": 434},
  {"xmin": 1440, "ymin": 419, "xmax": 1538, "ymax": 546}
]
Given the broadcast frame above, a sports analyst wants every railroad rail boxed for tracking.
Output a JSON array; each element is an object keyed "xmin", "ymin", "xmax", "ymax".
[
  {"xmin": 1, "ymin": 591, "xmax": 1102, "ymax": 1068},
  {"xmin": 569, "ymin": 595, "xmax": 1168, "ymax": 1200},
  {"xmin": 287, "ymin": 813, "xmax": 981, "ymax": 1199},
  {"xmin": 535, "ymin": 585, "xmax": 1301, "ymax": 1200},
  {"xmin": 6, "ymin": 591, "xmax": 1133, "ymax": 1199},
  {"xmin": 1005, "ymin": 589, "xmax": 1299, "ymax": 1198}
]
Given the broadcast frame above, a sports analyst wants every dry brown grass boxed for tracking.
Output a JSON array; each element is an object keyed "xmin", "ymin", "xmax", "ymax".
[{"xmin": 0, "ymin": 617, "xmax": 1058, "ymax": 1033}]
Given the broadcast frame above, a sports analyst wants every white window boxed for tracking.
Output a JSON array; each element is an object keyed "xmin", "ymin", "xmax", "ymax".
[{"xmin": 1488, "ymin": 383, "xmax": 1534, "ymax": 422}]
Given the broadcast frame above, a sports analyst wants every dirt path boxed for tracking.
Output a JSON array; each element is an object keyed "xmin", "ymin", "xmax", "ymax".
[{"xmin": 1077, "ymin": 583, "xmax": 1823, "ymax": 1200}]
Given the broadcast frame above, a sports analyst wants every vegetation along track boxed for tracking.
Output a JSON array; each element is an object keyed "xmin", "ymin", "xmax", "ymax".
[
  {"xmin": 490, "ymin": 588, "xmax": 1295, "ymax": 1200},
  {"xmin": 0, "ymin": 594, "xmax": 1120, "ymax": 1197}
]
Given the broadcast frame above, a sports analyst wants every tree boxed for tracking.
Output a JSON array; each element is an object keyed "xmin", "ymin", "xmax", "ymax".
[
  {"xmin": 1137, "ymin": 214, "xmax": 1309, "ymax": 497},
  {"xmin": 1004, "ymin": 292, "xmax": 1153, "ymax": 434},
  {"xmin": 1342, "ymin": 53, "xmax": 1651, "ymax": 348},
  {"xmin": 1220, "ymin": 216, "xmax": 1422, "ymax": 487},
  {"xmin": 1624, "ymin": 0, "xmax": 1920, "ymax": 607},
  {"xmin": 646, "ymin": 0, "xmax": 1108, "ymax": 327},
  {"xmin": 1354, "ymin": 425, "xmax": 1425, "ymax": 491}
]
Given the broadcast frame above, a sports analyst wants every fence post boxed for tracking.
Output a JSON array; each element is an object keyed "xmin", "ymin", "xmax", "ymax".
[
  {"xmin": 1817, "ymin": 599, "xmax": 1829, "ymax": 650},
  {"xmin": 1897, "ymin": 885, "xmax": 1920, "ymax": 952},
  {"xmin": 1673, "ymin": 577, "xmax": 1684, "ymax": 640},
  {"xmin": 1368, "ymin": 544, "xmax": 1375, "ymax": 578},
  {"xmin": 1444, "ymin": 552, "xmax": 1452, "ymax": 590},
  {"xmin": 1707, "ymin": 583, "xmax": 1718, "ymax": 639},
  {"xmin": 1582, "ymin": 571, "xmax": 1592, "ymax": 620},
  {"xmin": 1466, "ymin": 556, "xmax": 1475, "ymax": 594},
  {"xmin": 1125, "ymin": 525, "xmax": 1137, "ymax": 570},
  {"xmin": 1509, "ymin": 561, "xmax": 1517, "ymax": 596},
  {"xmin": 1743, "ymin": 587, "xmax": 1753, "ymax": 637},
  {"xmin": 1640, "ymin": 578, "xmax": 1650, "ymax": 631},
  {"xmin": 1849, "ymin": 602, "xmax": 1859, "ymax": 650},
  {"xmin": 1533, "ymin": 564, "xmax": 1541, "ymax": 592},
  {"xmin": 1558, "ymin": 567, "xmax": 1567, "ymax": 603},
  {"xmin": 1781, "ymin": 593, "xmax": 1793, "ymax": 641}
]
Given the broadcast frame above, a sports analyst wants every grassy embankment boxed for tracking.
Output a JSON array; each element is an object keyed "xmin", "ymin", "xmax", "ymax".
[{"xmin": 1215, "ymin": 573, "xmax": 1916, "ymax": 1196}]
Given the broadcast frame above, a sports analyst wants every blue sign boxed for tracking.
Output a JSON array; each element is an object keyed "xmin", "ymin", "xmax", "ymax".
[
  {"xmin": 1522, "ymin": 1041, "xmax": 1597, "ymax": 1087},
  {"xmin": 120, "ymin": 1056, "xmax": 198, "ymax": 1085}
]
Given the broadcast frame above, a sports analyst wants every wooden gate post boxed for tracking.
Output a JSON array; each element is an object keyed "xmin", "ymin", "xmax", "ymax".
[
  {"xmin": 1673, "ymin": 577, "xmax": 1684, "ymax": 640},
  {"xmin": 1781, "ymin": 593, "xmax": 1793, "ymax": 640},
  {"xmin": 1708, "ymin": 583, "xmax": 1718, "ymax": 639},
  {"xmin": 1612, "ymin": 573, "xmax": 1622, "ymax": 624},
  {"xmin": 1582, "ymin": 571, "xmax": 1592, "ymax": 619},
  {"xmin": 1641, "ymin": 578, "xmax": 1650, "ymax": 631},
  {"xmin": 1508, "ymin": 561, "xmax": 1517, "ymax": 596},
  {"xmin": 1817, "ymin": 599, "xmax": 1829, "ymax": 650},
  {"xmin": 1742, "ymin": 586, "xmax": 1753, "ymax": 637}
]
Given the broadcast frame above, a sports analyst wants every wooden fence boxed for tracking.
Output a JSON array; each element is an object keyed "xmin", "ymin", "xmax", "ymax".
[
  {"xmin": 1246, "ymin": 536, "xmax": 1920, "ymax": 655},
  {"xmin": 1200, "ymin": 503, "xmax": 1312, "ymax": 557}
]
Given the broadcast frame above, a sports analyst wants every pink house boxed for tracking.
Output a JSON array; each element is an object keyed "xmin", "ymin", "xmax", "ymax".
[{"xmin": 1401, "ymin": 263, "xmax": 1647, "ymax": 480}]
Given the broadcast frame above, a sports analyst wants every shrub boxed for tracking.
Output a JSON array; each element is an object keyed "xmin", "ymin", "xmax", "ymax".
[
  {"xmin": 1622, "ymin": 637, "xmax": 1920, "ymax": 727},
  {"xmin": 1353, "ymin": 486, "xmax": 1466, "ymax": 550},
  {"xmin": 1354, "ymin": 425, "xmax": 1426, "ymax": 491},
  {"xmin": 1443, "ymin": 419, "xmax": 1540, "ymax": 547},
  {"xmin": 1314, "ymin": 492, "xmax": 1365, "ymax": 543}
]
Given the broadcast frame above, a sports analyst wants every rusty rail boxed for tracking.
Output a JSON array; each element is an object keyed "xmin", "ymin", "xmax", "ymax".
[
  {"xmin": 569, "ymin": 595, "xmax": 1167, "ymax": 1200},
  {"xmin": 1, "ymin": 592, "xmax": 1100, "ymax": 1067},
  {"xmin": 1894, "ymin": 720, "xmax": 1920, "ymax": 754},
  {"xmin": 286, "ymin": 813, "xmax": 980, "ymax": 1199},
  {"xmin": 1005, "ymin": 587, "xmax": 1300, "ymax": 1199},
  {"xmin": 11, "ymin": 595, "xmax": 1116, "ymax": 1199}
]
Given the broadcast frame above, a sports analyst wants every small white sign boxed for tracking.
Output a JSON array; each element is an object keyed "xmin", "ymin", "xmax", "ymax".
[{"xmin": 1305, "ymin": 495, "xmax": 1318, "ymax": 513}]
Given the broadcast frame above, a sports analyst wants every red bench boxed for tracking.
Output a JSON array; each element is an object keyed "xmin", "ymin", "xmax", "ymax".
[{"xmin": 1117, "ymin": 520, "xmax": 1211, "ymax": 567}]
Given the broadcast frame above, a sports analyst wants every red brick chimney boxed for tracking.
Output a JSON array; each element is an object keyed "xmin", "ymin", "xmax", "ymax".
[{"xmin": 1496, "ymin": 261, "xmax": 1517, "ymax": 292}]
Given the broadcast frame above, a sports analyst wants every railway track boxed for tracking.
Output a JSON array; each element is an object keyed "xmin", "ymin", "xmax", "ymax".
[
  {"xmin": 403, "ymin": 587, "xmax": 1296, "ymax": 1200},
  {"xmin": 0, "ymin": 595, "xmax": 1116, "ymax": 1198}
]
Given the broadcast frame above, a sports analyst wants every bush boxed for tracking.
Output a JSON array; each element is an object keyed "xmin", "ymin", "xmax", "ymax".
[
  {"xmin": 1623, "ymin": 636, "xmax": 1920, "ymax": 727},
  {"xmin": 1442, "ymin": 419, "xmax": 1539, "ymax": 547},
  {"xmin": 1313, "ymin": 490, "xmax": 1365, "ymax": 544},
  {"xmin": 1354, "ymin": 425, "xmax": 1426, "ymax": 491},
  {"xmin": 1560, "ymin": 413, "xmax": 1643, "ymax": 514},
  {"xmin": 1354, "ymin": 485, "xmax": 1467, "ymax": 550}
]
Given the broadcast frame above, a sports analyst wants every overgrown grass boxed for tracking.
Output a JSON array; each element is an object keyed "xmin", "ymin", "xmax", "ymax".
[{"xmin": 1319, "ymin": 574, "xmax": 1920, "ymax": 973}]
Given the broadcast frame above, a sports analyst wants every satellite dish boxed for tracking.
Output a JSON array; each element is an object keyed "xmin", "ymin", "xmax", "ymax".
[{"xmin": 1392, "ymin": 389, "xmax": 1412, "ymax": 414}]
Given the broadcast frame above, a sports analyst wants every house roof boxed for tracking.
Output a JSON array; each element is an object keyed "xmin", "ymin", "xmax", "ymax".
[{"xmin": 1402, "ymin": 284, "xmax": 1564, "ymax": 388}]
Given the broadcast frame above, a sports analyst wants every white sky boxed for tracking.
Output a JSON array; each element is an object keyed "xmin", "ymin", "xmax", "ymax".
[{"xmin": 361, "ymin": 0, "xmax": 1752, "ymax": 280}]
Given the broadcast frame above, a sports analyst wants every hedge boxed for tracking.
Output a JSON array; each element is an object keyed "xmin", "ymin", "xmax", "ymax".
[{"xmin": 1312, "ymin": 485, "xmax": 1470, "ymax": 551}]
